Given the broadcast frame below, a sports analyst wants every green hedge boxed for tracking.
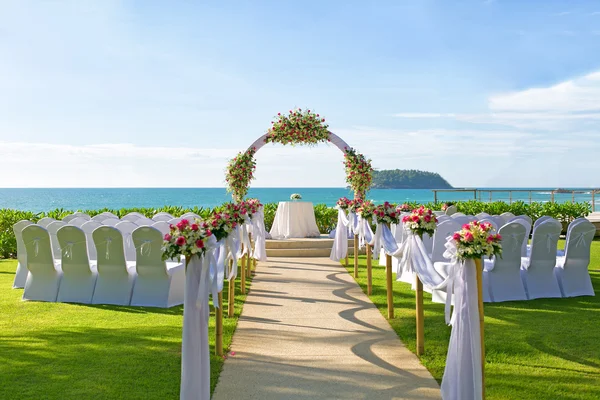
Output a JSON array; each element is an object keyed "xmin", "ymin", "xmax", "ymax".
[{"xmin": 0, "ymin": 201, "xmax": 591, "ymax": 259}]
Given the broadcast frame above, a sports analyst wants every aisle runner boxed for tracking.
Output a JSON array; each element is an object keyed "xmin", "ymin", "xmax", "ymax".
[{"xmin": 212, "ymin": 257, "xmax": 440, "ymax": 400}]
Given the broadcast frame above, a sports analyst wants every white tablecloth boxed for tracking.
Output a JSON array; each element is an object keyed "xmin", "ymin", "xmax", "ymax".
[{"xmin": 269, "ymin": 201, "xmax": 320, "ymax": 239}]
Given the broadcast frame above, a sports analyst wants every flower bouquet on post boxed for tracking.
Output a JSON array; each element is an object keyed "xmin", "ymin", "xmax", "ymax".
[
  {"xmin": 451, "ymin": 221, "xmax": 502, "ymax": 261},
  {"xmin": 402, "ymin": 206, "xmax": 438, "ymax": 239},
  {"xmin": 336, "ymin": 197, "xmax": 352, "ymax": 211},
  {"xmin": 397, "ymin": 203, "xmax": 412, "ymax": 213},
  {"xmin": 373, "ymin": 202, "xmax": 400, "ymax": 226},
  {"xmin": 162, "ymin": 218, "xmax": 216, "ymax": 266}
]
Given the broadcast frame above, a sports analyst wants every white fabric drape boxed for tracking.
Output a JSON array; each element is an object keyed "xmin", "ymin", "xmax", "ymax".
[
  {"xmin": 356, "ymin": 216, "xmax": 374, "ymax": 249},
  {"xmin": 269, "ymin": 201, "xmax": 320, "ymax": 239},
  {"xmin": 439, "ymin": 240, "xmax": 483, "ymax": 400},
  {"xmin": 250, "ymin": 207, "xmax": 268, "ymax": 262},
  {"xmin": 369, "ymin": 223, "xmax": 403, "ymax": 261},
  {"xmin": 330, "ymin": 208, "xmax": 350, "ymax": 261},
  {"xmin": 397, "ymin": 233, "xmax": 445, "ymax": 288},
  {"xmin": 180, "ymin": 235, "xmax": 219, "ymax": 400}
]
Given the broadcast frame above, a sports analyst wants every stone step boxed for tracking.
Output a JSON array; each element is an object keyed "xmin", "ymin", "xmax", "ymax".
[
  {"xmin": 266, "ymin": 247, "xmax": 366, "ymax": 258},
  {"xmin": 266, "ymin": 238, "xmax": 355, "ymax": 249}
]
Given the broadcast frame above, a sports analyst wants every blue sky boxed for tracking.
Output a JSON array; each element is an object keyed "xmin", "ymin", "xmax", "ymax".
[{"xmin": 1, "ymin": 0, "xmax": 600, "ymax": 188}]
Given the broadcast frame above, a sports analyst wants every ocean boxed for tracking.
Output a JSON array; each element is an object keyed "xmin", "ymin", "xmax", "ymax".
[{"xmin": 0, "ymin": 188, "xmax": 597, "ymax": 212}]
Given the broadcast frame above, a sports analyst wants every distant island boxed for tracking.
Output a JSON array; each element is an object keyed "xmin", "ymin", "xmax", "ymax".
[{"xmin": 371, "ymin": 169, "xmax": 453, "ymax": 189}]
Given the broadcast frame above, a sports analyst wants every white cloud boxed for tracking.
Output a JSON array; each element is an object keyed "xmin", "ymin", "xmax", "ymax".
[{"xmin": 392, "ymin": 113, "xmax": 456, "ymax": 118}]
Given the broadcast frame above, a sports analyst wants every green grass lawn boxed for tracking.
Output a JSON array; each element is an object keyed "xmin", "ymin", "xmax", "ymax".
[
  {"xmin": 0, "ymin": 260, "xmax": 251, "ymax": 399},
  {"xmin": 344, "ymin": 239, "xmax": 600, "ymax": 400}
]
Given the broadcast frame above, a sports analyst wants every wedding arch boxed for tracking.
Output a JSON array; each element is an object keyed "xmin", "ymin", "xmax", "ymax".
[{"xmin": 225, "ymin": 108, "xmax": 374, "ymax": 202}]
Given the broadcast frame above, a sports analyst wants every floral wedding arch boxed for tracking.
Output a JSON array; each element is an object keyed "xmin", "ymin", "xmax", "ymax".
[{"xmin": 225, "ymin": 109, "xmax": 374, "ymax": 202}]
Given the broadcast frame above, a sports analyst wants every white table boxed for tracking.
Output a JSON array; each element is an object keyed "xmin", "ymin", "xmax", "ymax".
[{"xmin": 269, "ymin": 201, "xmax": 320, "ymax": 239}]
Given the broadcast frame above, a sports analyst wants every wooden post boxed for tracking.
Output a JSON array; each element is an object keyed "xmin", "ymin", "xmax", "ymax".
[
  {"xmin": 228, "ymin": 263, "xmax": 235, "ymax": 318},
  {"xmin": 474, "ymin": 258, "xmax": 485, "ymax": 399},
  {"xmin": 386, "ymin": 254, "xmax": 393, "ymax": 319},
  {"xmin": 353, "ymin": 234, "xmax": 359, "ymax": 278},
  {"xmin": 366, "ymin": 244, "xmax": 372, "ymax": 295},
  {"xmin": 415, "ymin": 274, "xmax": 424, "ymax": 356},
  {"xmin": 241, "ymin": 251, "xmax": 246, "ymax": 287},
  {"xmin": 572, "ymin": 191, "xmax": 575, "ymax": 203},
  {"xmin": 247, "ymin": 233, "xmax": 252, "ymax": 278},
  {"xmin": 216, "ymin": 292, "xmax": 223, "ymax": 357}
]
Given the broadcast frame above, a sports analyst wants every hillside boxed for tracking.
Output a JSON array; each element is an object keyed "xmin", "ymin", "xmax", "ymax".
[{"xmin": 371, "ymin": 169, "xmax": 453, "ymax": 189}]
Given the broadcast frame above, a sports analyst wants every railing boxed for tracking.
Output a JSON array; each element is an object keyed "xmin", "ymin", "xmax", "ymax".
[{"xmin": 431, "ymin": 189, "xmax": 600, "ymax": 212}]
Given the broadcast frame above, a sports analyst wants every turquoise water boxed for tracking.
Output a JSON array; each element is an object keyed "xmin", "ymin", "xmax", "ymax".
[{"xmin": 0, "ymin": 188, "xmax": 597, "ymax": 212}]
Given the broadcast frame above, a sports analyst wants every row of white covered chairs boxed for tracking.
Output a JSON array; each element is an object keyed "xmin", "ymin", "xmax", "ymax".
[
  {"xmin": 12, "ymin": 222, "xmax": 185, "ymax": 307},
  {"xmin": 384, "ymin": 213, "xmax": 595, "ymax": 302}
]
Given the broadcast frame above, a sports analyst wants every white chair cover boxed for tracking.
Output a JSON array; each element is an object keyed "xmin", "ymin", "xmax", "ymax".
[
  {"xmin": 115, "ymin": 221, "xmax": 138, "ymax": 262},
  {"xmin": 13, "ymin": 220, "xmax": 33, "ymax": 288},
  {"xmin": 46, "ymin": 221, "xmax": 67, "ymax": 260},
  {"xmin": 92, "ymin": 226, "xmax": 136, "ymax": 305},
  {"xmin": 431, "ymin": 220, "xmax": 461, "ymax": 263},
  {"xmin": 130, "ymin": 226, "xmax": 185, "ymax": 307},
  {"xmin": 509, "ymin": 218, "xmax": 532, "ymax": 257},
  {"xmin": 80, "ymin": 220, "xmax": 103, "ymax": 261},
  {"xmin": 533, "ymin": 216, "xmax": 553, "ymax": 229},
  {"xmin": 499, "ymin": 212, "xmax": 515, "ymax": 224},
  {"xmin": 483, "ymin": 223, "xmax": 527, "ymax": 302},
  {"xmin": 478, "ymin": 218, "xmax": 498, "ymax": 232},
  {"xmin": 151, "ymin": 221, "xmax": 171, "ymax": 236},
  {"xmin": 62, "ymin": 215, "xmax": 78, "ymax": 223},
  {"xmin": 56, "ymin": 225, "xmax": 97, "ymax": 304},
  {"xmin": 67, "ymin": 217, "xmax": 88, "ymax": 228},
  {"xmin": 122, "ymin": 213, "xmax": 143, "ymax": 222},
  {"xmin": 37, "ymin": 217, "xmax": 56, "ymax": 228},
  {"xmin": 445, "ymin": 205, "xmax": 458, "ymax": 216},
  {"xmin": 102, "ymin": 218, "xmax": 121, "ymax": 227},
  {"xmin": 554, "ymin": 221, "xmax": 596, "ymax": 297},
  {"xmin": 72, "ymin": 212, "xmax": 91, "ymax": 221},
  {"xmin": 99, "ymin": 212, "xmax": 119, "ymax": 218},
  {"xmin": 181, "ymin": 212, "xmax": 201, "ymax": 222},
  {"xmin": 22, "ymin": 225, "xmax": 62, "ymax": 302},
  {"xmin": 475, "ymin": 212, "xmax": 490, "ymax": 220},
  {"xmin": 135, "ymin": 217, "xmax": 154, "ymax": 226},
  {"xmin": 152, "ymin": 214, "xmax": 174, "ymax": 222},
  {"xmin": 520, "ymin": 220, "xmax": 562, "ymax": 299}
]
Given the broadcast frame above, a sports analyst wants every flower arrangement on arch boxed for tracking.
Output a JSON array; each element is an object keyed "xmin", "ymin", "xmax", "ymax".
[
  {"xmin": 373, "ymin": 202, "xmax": 400, "ymax": 225},
  {"xmin": 344, "ymin": 148, "xmax": 373, "ymax": 200},
  {"xmin": 290, "ymin": 193, "xmax": 302, "ymax": 200},
  {"xmin": 225, "ymin": 148, "xmax": 257, "ymax": 202},
  {"xmin": 451, "ymin": 221, "xmax": 502, "ymax": 260},
  {"xmin": 336, "ymin": 197, "xmax": 352, "ymax": 210},
  {"xmin": 162, "ymin": 218, "xmax": 215, "ymax": 261},
  {"xmin": 265, "ymin": 108, "xmax": 330, "ymax": 146},
  {"xmin": 356, "ymin": 200, "xmax": 375, "ymax": 221},
  {"xmin": 402, "ymin": 206, "xmax": 438, "ymax": 238}
]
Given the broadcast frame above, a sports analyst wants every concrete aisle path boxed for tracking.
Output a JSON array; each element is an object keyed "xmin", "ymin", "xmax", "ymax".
[{"xmin": 212, "ymin": 257, "xmax": 441, "ymax": 400}]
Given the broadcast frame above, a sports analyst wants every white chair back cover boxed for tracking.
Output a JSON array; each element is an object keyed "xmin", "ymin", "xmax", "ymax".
[
  {"xmin": 13, "ymin": 220, "xmax": 33, "ymax": 288},
  {"xmin": 445, "ymin": 205, "xmax": 457, "ymax": 216},
  {"xmin": 499, "ymin": 212, "xmax": 515, "ymax": 224},
  {"xmin": 475, "ymin": 212, "xmax": 490, "ymax": 220},
  {"xmin": 121, "ymin": 214, "xmax": 142, "ymax": 222},
  {"xmin": 450, "ymin": 212, "xmax": 465, "ymax": 217},
  {"xmin": 512, "ymin": 214, "xmax": 532, "ymax": 226},
  {"xmin": 181, "ymin": 212, "xmax": 201, "ymax": 222},
  {"xmin": 152, "ymin": 221, "xmax": 171, "ymax": 236},
  {"xmin": 102, "ymin": 218, "xmax": 121, "ymax": 227},
  {"xmin": 555, "ymin": 221, "xmax": 596, "ymax": 297},
  {"xmin": 152, "ymin": 212, "xmax": 175, "ymax": 222},
  {"xmin": 450, "ymin": 216, "xmax": 471, "ymax": 226},
  {"xmin": 46, "ymin": 221, "xmax": 67, "ymax": 260},
  {"xmin": 99, "ymin": 212, "xmax": 118, "ymax": 218},
  {"xmin": 115, "ymin": 221, "xmax": 138, "ymax": 262},
  {"xmin": 436, "ymin": 215, "xmax": 451, "ymax": 223},
  {"xmin": 62, "ymin": 215, "xmax": 78, "ymax": 223},
  {"xmin": 533, "ymin": 216, "xmax": 553, "ymax": 229},
  {"xmin": 135, "ymin": 217, "xmax": 154, "ymax": 226},
  {"xmin": 37, "ymin": 217, "xmax": 56, "ymax": 228},
  {"xmin": 57, "ymin": 226, "xmax": 97, "ymax": 304},
  {"xmin": 431, "ymin": 220, "xmax": 461, "ymax": 263},
  {"xmin": 80, "ymin": 220, "xmax": 103, "ymax": 261},
  {"xmin": 565, "ymin": 218, "xmax": 588, "ymax": 244},
  {"xmin": 485, "ymin": 223, "xmax": 527, "ymax": 302},
  {"xmin": 68, "ymin": 217, "xmax": 88, "ymax": 228},
  {"xmin": 130, "ymin": 227, "xmax": 185, "ymax": 307},
  {"xmin": 522, "ymin": 220, "xmax": 562, "ymax": 299},
  {"xmin": 91, "ymin": 214, "xmax": 113, "ymax": 223},
  {"xmin": 509, "ymin": 217, "xmax": 532, "ymax": 256},
  {"xmin": 21, "ymin": 225, "xmax": 62, "ymax": 302},
  {"xmin": 168, "ymin": 217, "xmax": 182, "ymax": 225},
  {"xmin": 92, "ymin": 226, "xmax": 135, "ymax": 305},
  {"xmin": 489, "ymin": 216, "xmax": 506, "ymax": 229},
  {"xmin": 72, "ymin": 212, "xmax": 91, "ymax": 221}
]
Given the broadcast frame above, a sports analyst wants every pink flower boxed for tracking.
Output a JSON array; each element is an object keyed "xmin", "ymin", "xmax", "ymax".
[
  {"xmin": 206, "ymin": 229, "xmax": 212, "ymax": 237},
  {"xmin": 402, "ymin": 216, "xmax": 409, "ymax": 223},
  {"xmin": 412, "ymin": 215, "xmax": 420, "ymax": 222},
  {"xmin": 486, "ymin": 235, "xmax": 494, "ymax": 243},
  {"xmin": 462, "ymin": 224, "xmax": 471, "ymax": 230},
  {"xmin": 176, "ymin": 236, "xmax": 186, "ymax": 246},
  {"xmin": 191, "ymin": 223, "xmax": 199, "ymax": 231},
  {"xmin": 424, "ymin": 215, "xmax": 431, "ymax": 223},
  {"xmin": 177, "ymin": 219, "xmax": 189, "ymax": 230},
  {"xmin": 195, "ymin": 239, "xmax": 204, "ymax": 248},
  {"xmin": 495, "ymin": 234, "xmax": 502, "ymax": 241},
  {"xmin": 464, "ymin": 232, "xmax": 474, "ymax": 242},
  {"xmin": 212, "ymin": 220, "xmax": 218, "ymax": 227},
  {"xmin": 164, "ymin": 234, "xmax": 172, "ymax": 241},
  {"xmin": 452, "ymin": 233, "xmax": 461, "ymax": 241}
]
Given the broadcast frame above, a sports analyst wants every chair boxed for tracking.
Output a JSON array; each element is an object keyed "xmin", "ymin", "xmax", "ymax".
[
  {"xmin": 46, "ymin": 221, "xmax": 67, "ymax": 260},
  {"xmin": 21, "ymin": 225, "xmax": 62, "ymax": 302},
  {"xmin": 499, "ymin": 212, "xmax": 515, "ymax": 224},
  {"xmin": 168, "ymin": 218, "xmax": 182, "ymax": 225},
  {"xmin": 430, "ymin": 220, "xmax": 461, "ymax": 263},
  {"xmin": 436, "ymin": 215, "xmax": 451, "ymax": 223},
  {"xmin": 98, "ymin": 212, "xmax": 119, "ymax": 218},
  {"xmin": 72, "ymin": 212, "xmax": 91, "ymax": 221},
  {"xmin": 489, "ymin": 216, "xmax": 506, "ymax": 229},
  {"xmin": 509, "ymin": 217, "xmax": 532, "ymax": 256},
  {"xmin": 37, "ymin": 217, "xmax": 56, "ymax": 228},
  {"xmin": 91, "ymin": 227, "xmax": 136, "ymax": 305},
  {"xmin": 479, "ymin": 218, "xmax": 498, "ymax": 232},
  {"xmin": 557, "ymin": 218, "xmax": 588, "ymax": 256},
  {"xmin": 130, "ymin": 227, "xmax": 185, "ymax": 307},
  {"xmin": 56, "ymin": 226, "xmax": 97, "ymax": 304},
  {"xmin": 135, "ymin": 217, "xmax": 154, "ymax": 226},
  {"xmin": 91, "ymin": 214, "xmax": 115, "ymax": 223},
  {"xmin": 554, "ymin": 221, "xmax": 596, "ymax": 297},
  {"xmin": 80, "ymin": 220, "xmax": 102, "ymax": 260},
  {"xmin": 121, "ymin": 214, "xmax": 142, "ymax": 223},
  {"xmin": 511, "ymin": 214, "xmax": 533, "ymax": 226},
  {"xmin": 115, "ymin": 221, "xmax": 139, "ymax": 262},
  {"xmin": 445, "ymin": 205, "xmax": 457, "ymax": 216},
  {"xmin": 67, "ymin": 217, "xmax": 88, "ymax": 228},
  {"xmin": 181, "ymin": 212, "xmax": 201, "ymax": 222},
  {"xmin": 450, "ymin": 212, "xmax": 465, "ymax": 218},
  {"xmin": 13, "ymin": 220, "xmax": 34, "ymax": 288},
  {"xmin": 533, "ymin": 216, "xmax": 553, "ymax": 229},
  {"xmin": 62, "ymin": 215, "xmax": 78, "ymax": 223},
  {"xmin": 152, "ymin": 213, "xmax": 174, "ymax": 222},
  {"xmin": 102, "ymin": 218, "xmax": 121, "ymax": 227},
  {"xmin": 483, "ymin": 223, "xmax": 527, "ymax": 302},
  {"xmin": 475, "ymin": 212, "xmax": 490, "ymax": 220},
  {"xmin": 450, "ymin": 216, "xmax": 471, "ymax": 226},
  {"xmin": 151, "ymin": 221, "xmax": 171, "ymax": 236},
  {"xmin": 520, "ymin": 220, "xmax": 562, "ymax": 299}
]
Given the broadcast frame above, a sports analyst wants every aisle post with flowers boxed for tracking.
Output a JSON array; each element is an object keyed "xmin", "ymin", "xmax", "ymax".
[
  {"xmin": 349, "ymin": 199, "xmax": 362, "ymax": 278},
  {"xmin": 401, "ymin": 206, "xmax": 438, "ymax": 355},
  {"xmin": 357, "ymin": 200, "xmax": 375, "ymax": 295},
  {"xmin": 373, "ymin": 202, "xmax": 400, "ymax": 319},
  {"xmin": 337, "ymin": 197, "xmax": 352, "ymax": 266}
]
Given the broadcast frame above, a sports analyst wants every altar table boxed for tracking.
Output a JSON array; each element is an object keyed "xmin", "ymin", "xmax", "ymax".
[{"xmin": 269, "ymin": 201, "xmax": 320, "ymax": 239}]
